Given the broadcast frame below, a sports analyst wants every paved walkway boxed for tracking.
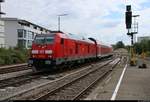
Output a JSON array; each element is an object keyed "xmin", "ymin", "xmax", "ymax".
[
  {"xmin": 85, "ymin": 59, "xmax": 150, "ymax": 100},
  {"xmin": 117, "ymin": 60, "xmax": 150, "ymax": 100}
]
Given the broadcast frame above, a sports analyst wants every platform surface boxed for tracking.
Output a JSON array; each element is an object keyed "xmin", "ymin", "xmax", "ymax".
[
  {"xmin": 117, "ymin": 59, "xmax": 150, "ymax": 100},
  {"xmin": 85, "ymin": 58, "xmax": 150, "ymax": 100}
]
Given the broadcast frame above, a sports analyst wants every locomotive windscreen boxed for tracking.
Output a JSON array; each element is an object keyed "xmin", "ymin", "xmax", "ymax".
[{"xmin": 34, "ymin": 34, "xmax": 54, "ymax": 44}]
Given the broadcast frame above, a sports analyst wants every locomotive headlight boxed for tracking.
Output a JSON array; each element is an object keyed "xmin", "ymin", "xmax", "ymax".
[
  {"xmin": 32, "ymin": 55, "xmax": 36, "ymax": 58},
  {"xmin": 48, "ymin": 55, "xmax": 52, "ymax": 58},
  {"xmin": 45, "ymin": 50, "xmax": 53, "ymax": 54},
  {"xmin": 32, "ymin": 50, "xmax": 38, "ymax": 54}
]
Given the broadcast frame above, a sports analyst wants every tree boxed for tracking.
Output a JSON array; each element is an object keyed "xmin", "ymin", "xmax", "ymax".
[
  {"xmin": 114, "ymin": 41, "xmax": 125, "ymax": 49},
  {"xmin": 148, "ymin": 40, "xmax": 150, "ymax": 52},
  {"xmin": 111, "ymin": 44, "xmax": 116, "ymax": 49},
  {"xmin": 134, "ymin": 43, "xmax": 142, "ymax": 54},
  {"xmin": 133, "ymin": 39, "xmax": 150, "ymax": 56}
]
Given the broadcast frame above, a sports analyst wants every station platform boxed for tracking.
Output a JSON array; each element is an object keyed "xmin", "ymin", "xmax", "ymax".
[{"xmin": 85, "ymin": 58, "xmax": 150, "ymax": 100}]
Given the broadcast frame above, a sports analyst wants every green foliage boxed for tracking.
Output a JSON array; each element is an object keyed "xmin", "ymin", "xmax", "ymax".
[
  {"xmin": 146, "ymin": 51, "xmax": 150, "ymax": 57},
  {"xmin": 113, "ymin": 41, "xmax": 125, "ymax": 50},
  {"xmin": 0, "ymin": 58, "xmax": 4, "ymax": 65},
  {"xmin": 134, "ymin": 43, "xmax": 142, "ymax": 54},
  {"xmin": 133, "ymin": 39, "xmax": 150, "ymax": 56},
  {"xmin": 0, "ymin": 47, "xmax": 29, "ymax": 65}
]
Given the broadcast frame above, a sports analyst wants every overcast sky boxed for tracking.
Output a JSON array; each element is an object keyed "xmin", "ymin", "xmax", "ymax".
[{"xmin": 2, "ymin": 0, "xmax": 150, "ymax": 45}]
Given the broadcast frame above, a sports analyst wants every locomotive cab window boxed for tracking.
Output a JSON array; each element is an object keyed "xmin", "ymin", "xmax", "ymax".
[
  {"xmin": 34, "ymin": 35, "xmax": 54, "ymax": 44},
  {"xmin": 46, "ymin": 37, "xmax": 54, "ymax": 44},
  {"xmin": 34, "ymin": 37, "xmax": 45, "ymax": 44}
]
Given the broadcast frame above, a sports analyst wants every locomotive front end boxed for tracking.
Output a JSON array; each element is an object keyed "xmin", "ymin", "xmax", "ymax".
[{"xmin": 28, "ymin": 34, "xmax": 55, "ymax": 71}]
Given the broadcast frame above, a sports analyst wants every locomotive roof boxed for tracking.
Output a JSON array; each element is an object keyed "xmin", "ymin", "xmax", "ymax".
[
  {"xmin": 65, "ymin": 33, "xmax": 94, "ymax": 44},
  {"xmin": 36, "ymin": 32, "xmax": 94, "ymax": 43},
  {"xmin": 35, "ymin": 32, "xmax": 111, "ymax": 47}
]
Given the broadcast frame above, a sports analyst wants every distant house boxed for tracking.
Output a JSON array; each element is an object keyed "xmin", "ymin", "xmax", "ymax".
[
  {"xmin": 1, "ymin": 17, "xmax": 51, "ymax": 49},
  {"xmin": 137, "ymin": 36, "xmax": 150, "ymax": 43}
]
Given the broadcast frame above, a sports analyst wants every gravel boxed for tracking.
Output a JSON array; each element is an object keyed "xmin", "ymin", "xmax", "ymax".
[
  {"xmin": 0, "ymin": 59, "xmax": 113, "ymax": 101},
  {"xmin": 0, "ymin": 69, "xmax": 32, "ymax": 81}
]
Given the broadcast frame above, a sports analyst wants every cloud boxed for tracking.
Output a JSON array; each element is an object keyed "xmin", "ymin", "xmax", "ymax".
[{"xmin": 2, "ymin": 0, "xmax": 150, "ymax": 45}]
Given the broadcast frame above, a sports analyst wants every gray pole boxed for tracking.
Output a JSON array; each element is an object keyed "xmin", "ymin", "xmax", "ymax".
[
  {"xmin": 58, "ymin": 16, "xmax": 60, "ymax": 31},
  {"xmin": 57, "ymin": 14, "xmax": 68, "ymax": 31},
  {"xmin": 0, "ymin": 3, "xmax": 1, "ymax": 18}
]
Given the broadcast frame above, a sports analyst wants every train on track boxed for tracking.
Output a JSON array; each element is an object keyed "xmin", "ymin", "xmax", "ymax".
[{"xmin": 28, "ymin": 31, "xmax": 113, "ymax": 72}]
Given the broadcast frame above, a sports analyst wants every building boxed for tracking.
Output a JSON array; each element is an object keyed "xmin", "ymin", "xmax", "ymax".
[
  {"xmin": 1, "ymin": 17, "xmax": 51, "ymax": 49},
  {"xmin": 0, "ymin": 19, "xmax": 5, "ymax": 48},
  {"xmin": 137, "ymin": 36, "xmax": 150, "ymax": 43}
]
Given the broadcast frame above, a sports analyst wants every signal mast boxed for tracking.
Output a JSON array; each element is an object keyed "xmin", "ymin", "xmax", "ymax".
[
  {"xmin": 125, "ymin": 5, "xmax": 139, "ymax": 66},
  {"xmin": 0, "ymin": 0, "xmax": 5, "ymax": 18}
]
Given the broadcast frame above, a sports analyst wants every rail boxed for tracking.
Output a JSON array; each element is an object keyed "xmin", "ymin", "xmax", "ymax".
[
  {"xmin": 1, "ymin": 59, "xmax": 113, "ymax": 101},
  {"xmin": 0, "ymin": 63, "xmax": 28, "ymax": 74}
]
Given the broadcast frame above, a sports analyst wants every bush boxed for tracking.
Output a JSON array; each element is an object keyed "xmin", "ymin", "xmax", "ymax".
[
  {"xmin": 133, "ymin": 40, "xmax": 150, "ymax": 56},
  {"xmin": 0, "ymin": 58, "xmax": 4, "ymax": 65},
  {"xmin": 0, "ymin": 47, "xmax": 29, "ymax": 65},
  {"xmin": 146, "ymin": 51, "xmax": 150, "ymax": 57}
]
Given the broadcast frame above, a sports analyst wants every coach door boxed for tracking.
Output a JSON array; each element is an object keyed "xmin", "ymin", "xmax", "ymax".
[
  {"xmin": 63, "ymin": 38, "xmax": 69, "ymax": 58},
  {"xmin": 61, "ymin": 38, "xmax": 65, "ymax": 57}
]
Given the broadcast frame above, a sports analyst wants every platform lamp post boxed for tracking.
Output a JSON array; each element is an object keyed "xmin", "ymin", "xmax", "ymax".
[
  {"xmin": 89, "ymin": 37, "xmax": 98, "ymax": 58},
  {"xmin": 0, "ymin": 0, "xmax": 5, "ymax": 18},
  {"xmin": 57, "ymin": 14, "xmax": 68, "ymax": 32},
  {"xmin": 125, "ymin": 5, "xmax": 140, "ymax": 66}
]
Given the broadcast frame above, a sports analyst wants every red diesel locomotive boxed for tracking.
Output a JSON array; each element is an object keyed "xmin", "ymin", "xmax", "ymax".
[{"xmin": 28, "ymin": 31, "xmax": 113, "ymax": 71}]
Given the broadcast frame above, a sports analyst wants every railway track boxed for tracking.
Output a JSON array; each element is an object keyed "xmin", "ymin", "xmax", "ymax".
[
  {"xmin": 0, "ymin": 73, "xmax": 40, "ymax": 89},
  {"xmin": 35, "ymin": 58, "xmax": 120, "ymax": 100},
  {"xmin": 0, "ymin": 60, "xmax": 99, "ymax": 89},
  {"xmin": 0, "ymin": 63, "xmax": 29, "ymax": 74},
  {"xmin": 0, "ymin": 57, "xmax": 113, "ymax": 90},
  {"xmin": 1, "ymin": 57, "xmax": 120, "ymax": 101}
]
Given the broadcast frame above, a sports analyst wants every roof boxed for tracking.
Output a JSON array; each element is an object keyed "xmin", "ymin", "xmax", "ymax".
[
  {"xmin": 41, "ymin": 31, "xmax": 94, "ymax": 44},
  {"xmin": 50, "ymin": 31, "xmax": 64, "ymax": 33},
  {"xmin": 65, "ymin": 33, "xmax": 94, "ymax": 43},
  {"xmin": 1, "ymin": 17, "xmax": 51, "ymax": 32}
]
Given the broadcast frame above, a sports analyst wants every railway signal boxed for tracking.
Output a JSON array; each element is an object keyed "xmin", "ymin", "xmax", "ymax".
[
  {"xmin": 125, "ymin": 5, "xmax": 139, "ymax": 66},
  {"xmin": 0, "ymin": 0, "xmax": 5, "ymax": 17},
  {"xmin": 125, "ymin": 5, "xmax": 132, "ymax": 29}
]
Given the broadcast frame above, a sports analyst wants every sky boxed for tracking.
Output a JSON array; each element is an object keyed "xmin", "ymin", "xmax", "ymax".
[{"xmin": 1, "ymin": 0, "xmax": 150, "ymax": 45}]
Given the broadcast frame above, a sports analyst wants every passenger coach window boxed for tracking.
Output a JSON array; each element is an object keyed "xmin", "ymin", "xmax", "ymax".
[{"xmin": 61, "ymin": 38, "xmax": 64, "ymax": 45}]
